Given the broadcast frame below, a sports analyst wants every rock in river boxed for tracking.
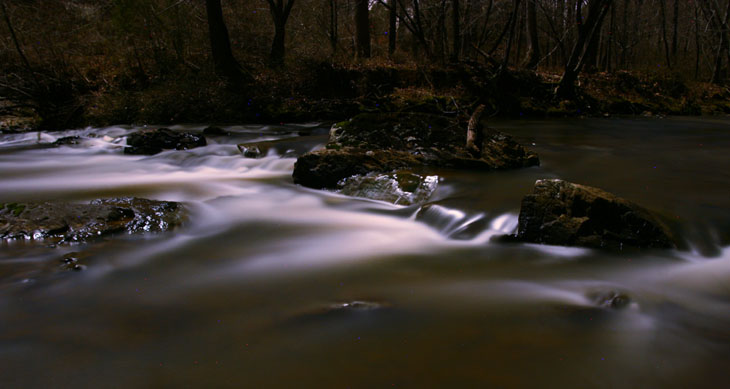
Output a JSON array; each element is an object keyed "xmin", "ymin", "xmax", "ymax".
[
  {"xmin": 338, "ymin": 171, "xmax": 439, "ymax": 205},
  {"xmin": 202, "ymin": 126, "xmax": 228, "ymax": 136},
  {"xmin": 515, "ymin": 179, "xmax": 677, "ymax": 249},
  {"xmin": 0, "ymin": 198, "xmax": 185, "ymax": 243},
  {"xmin": 124, "ymin": 128, "xmax": 206, "ymax": 155},
  {"xmin": 293, "ymin": 112, "xmax": 539, "ymax": 189}
]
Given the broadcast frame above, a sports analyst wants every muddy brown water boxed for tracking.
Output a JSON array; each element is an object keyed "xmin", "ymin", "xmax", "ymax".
[{"xmin": 0, "ymin": 117, "xmax": 729, "ymax": 388}]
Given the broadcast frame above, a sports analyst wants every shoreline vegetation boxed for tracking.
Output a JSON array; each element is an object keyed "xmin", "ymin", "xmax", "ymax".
[
  {"xmin": 2, "ymin": 62, "xmax": 730, "ymax": 133},
  {"xmin": 2, "ymin": 1, "xmax": 730, "ymax": 133}
]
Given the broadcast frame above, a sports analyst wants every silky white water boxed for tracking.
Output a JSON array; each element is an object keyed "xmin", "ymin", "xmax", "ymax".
[{"xmin": 0, "ymin": 118, "xmax": 729, "ymax": 388}]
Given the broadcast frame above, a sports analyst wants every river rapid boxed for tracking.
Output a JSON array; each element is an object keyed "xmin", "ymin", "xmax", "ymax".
[{"xmin": 0, "ymin": 117, "xmax": 729, "ymax": 388}]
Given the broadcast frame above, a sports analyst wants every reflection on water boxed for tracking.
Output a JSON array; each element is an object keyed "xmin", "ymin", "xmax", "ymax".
[{"xmin": 0, "ymin": 118, "xmax": 729, "ymax": 387}]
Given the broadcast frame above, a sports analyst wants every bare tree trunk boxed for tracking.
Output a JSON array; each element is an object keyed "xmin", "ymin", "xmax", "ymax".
[
  {"xmin": 205, "ymin": 0, "xmax": 245, "ymax": 82},
  {"xmin": 435, "ymin": 0, "xmax": 448, "ymax": 62},
  {"xmin": 603, "ymin": 1, "xmax": 616, "ymax": 72},
  {"xmin": 266, "ymin": 0, "xmax": 296, "ymax": 67},
  {"xmin": 620, "ymin": 0, "xmax": 628, "ymax": 68},
  {"xmin": 695, "ymin": 4, "xmax": 701, "ymax": 79},
  {"xmin": 557, "ymin": 0, "xmax": 565, "ymax": 66},
  {"xmin": 271, "ymin": 21, "xmax": 286, "ymax": 64},
  {"xmin": 477, "ymin": 0, "xmax": 495, "ymax": 51},
  {"xmin": 462, "ymin": 0, "xmax": 474, "ymax": 58},
  {"xmin": 700, "ymin": 0, "xmax": 730, "ymax": 83},
  {"xmin": 329, "ymin": 0, "xmax": 339, "ymax": 54},
  {"xmin": 525, "ymin": 0, "xmax": 541, "ymax": 69},
  {"xmin": 671, "ymin": 0, "xmax": 679, "ymax": 58},
  {"xmin": 659, "ymin": 0, "xmax": 672, "ymax": 68},
  {"xmin": 489, "ymin": 1, "xmax": 514, "ymax": 56},
  {"xmin": 355, "ymin": 0, "xmax": 371, "ymax": 58},
  {"xmin": 582, "ymin": 2, "xmax": 604, "ymax": 74},
  {"xmin": 387, "ymin": 0, "xmax": 431, "ymax": 58},
  {"xmin": 0, "ymin": 2, "xmax": 36, "ymax": 83},
  {"xmin": 388, "ymin": 0, "xmax": 397, "ymax": 56},
  {"xmin": 500, "ymin": 0, "xmax": 523, "ymax": 73},
  {"xmin": 720, "ymin": 0, "xmax": 730, "ymax": 83},
  {"xmin": 515, "ymin": 3, "xmax": 525, "ymax": 66},
  {"xmin": 451, "ymin": 0, "xmax": 461, "ymax": 61},
  {"xmin": 555, "ymin": 0, "xmax": 613, "ymax": 99}
]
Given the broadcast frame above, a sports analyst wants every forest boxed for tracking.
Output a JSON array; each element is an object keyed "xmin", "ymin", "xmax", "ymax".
[{"xmin": 1, "ymin": 0, "xmax": 730, "ymax": 130}]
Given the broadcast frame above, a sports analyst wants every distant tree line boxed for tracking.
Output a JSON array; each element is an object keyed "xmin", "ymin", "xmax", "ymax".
[{"xmin": 1, "ymin": 0, "xmax": 729, "ymax": 109}]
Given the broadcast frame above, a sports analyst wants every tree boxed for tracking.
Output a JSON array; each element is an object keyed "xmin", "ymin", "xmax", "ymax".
[
  {"xmin": 524, "ymin": 0, "xmax": 540, "ymax": 69},
  {"xmin": 355, "ymin": 0, "xmax": 371, "ymax": 58},
  {"xmin": 555, "ymin": 0, "xmax": 613, "ymax": 99},
  {"xmin": 699, "ymin": 0, "xmax": 730, "ymax": 84},
  {"xmin": 388, "ymin": 0, "xmax": 397, "ymax": 56},
  {"xmin": 329, "ymin": 0, "xmax": 339, "ymax": 53},
  {"xmin": 671, "ymin": 0, "xmax": 679, "ymax": 58},
  {"xmin": 499, "ymin": 0, "xmax": 523, "ymax": 74},
  {"xmin": 451, "ymin": 0, "xmax": 461, "ymax": 62},
  {"xmin": 266, "ymin": 0, "xmax": 296, "ymax": 67},
  {"xmin": 659, "ymin": 0, "xmax": 671, "ymax": 68},
  {"xmin": 204, "ymin": 0, "xmax": 246, "ymax": 82}
]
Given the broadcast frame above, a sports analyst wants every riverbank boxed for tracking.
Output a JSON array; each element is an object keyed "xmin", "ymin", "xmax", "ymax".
[{"xmin": 2, "ymin": 62, "xmax": 729, "ymax": 133}]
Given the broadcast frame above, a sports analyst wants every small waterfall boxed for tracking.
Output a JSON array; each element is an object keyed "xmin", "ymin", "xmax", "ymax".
[{"xmin": 413, "ymin": 203, "xmax": 519, "ymax": 243}]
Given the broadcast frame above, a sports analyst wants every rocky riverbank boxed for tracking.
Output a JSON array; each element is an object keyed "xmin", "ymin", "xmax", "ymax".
[
  {"xmin": 3, "ymin": 63, "xmax": 729, "ymax": 133},
  {"xmin": 1, "ymin": 197, "xmax": 185, "ymax": 243}
]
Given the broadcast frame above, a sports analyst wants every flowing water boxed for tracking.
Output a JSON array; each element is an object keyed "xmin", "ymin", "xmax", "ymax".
[{"xmin": 0, "ymin": 117, "xmax": 729, "ymax": 388}]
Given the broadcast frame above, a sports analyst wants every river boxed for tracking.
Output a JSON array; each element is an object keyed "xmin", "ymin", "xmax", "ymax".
[{"xmin": 1, "ymin": 117, "xmax": 729, "ymax": 387}]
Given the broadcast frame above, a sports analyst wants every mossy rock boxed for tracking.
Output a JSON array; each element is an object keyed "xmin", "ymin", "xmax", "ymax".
[
  {"xmin": 0, "ymin": 197, "xmax": 185, "ymax": 243},
  {"xmin": 1, "ymin": 203, "xmax": 26, "ymax": 217},
  {"xmin": 293, "ymin": 148, "xmax": 423, "ymax": 189},
  {"xmin": 125, "ymin": 128, "xmax": 207, "ymax": 155},
  {"xmin": 330, "ymin": 112, "xmax": 462, "ymax": 152},
  {"xmin": 294, "ymin": 112, "xmax": 539, "ymax": 189},
  {"xmin": 515, "ymin": 179, "xmax": 678, "ymax": 250}
]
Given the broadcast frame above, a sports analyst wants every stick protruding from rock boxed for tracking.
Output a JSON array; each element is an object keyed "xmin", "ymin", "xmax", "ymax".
[{"xmin": 466, "ymin": 104, "xmax": 486, "ymax": 156}]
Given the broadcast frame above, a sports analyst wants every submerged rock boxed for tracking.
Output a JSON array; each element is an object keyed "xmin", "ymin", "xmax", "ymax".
[
  {"xmin": 60, "ymin": 251, "xmax": 87, "ymax": 271},
  {"xmin": 327, "ymin": 301, "xmax": 385, "ymax": 312},
  {"xmin": 293, "ymin": 112, "xmax": 538, "ymax": 189},
  {"xmin": 237, "ymin": 137, "xmax": 312, "ymax": 159},
  {"xmin": 0, "ymin": 198, "xmax": 185, "ymax": 243},
  {"xmin": 124, "ymin": 128, "xmax": 206, "ymax": 155},
  {"xmin": 515, "ymin": 179, "xmax": 677, "ymax": 249},
  {"xmin": 589, "ymin": 290, "xmax": 632, "ymax": 309},
  {"xmin": 338, "ymin": 171, "xmax": 439, "ymax": 205}
]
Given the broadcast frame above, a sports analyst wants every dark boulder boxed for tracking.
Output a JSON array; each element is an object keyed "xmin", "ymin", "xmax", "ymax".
[
  {"xmin": 202, "ymin": 126, "xmax": 227, "ymax": 136},
  {"xmin": 515, "ymin": 179, "xmax": 677, "ymax": 249},
  {"xmin": 293, "ymin": 148, "xmax": 422, "ymax": 189},
  {"xmin": 0, "ymin": 198, "xmax": 185, "ymax": 243},
  {"xmin": 124, "ymin": 128, "xmax": 206, "ymax": 155},
  {"xmin": 293, "ymin": 112, "xmax": 538, "ymax": 189},
  {"xmin": 53, "ymin": 136, "xmax": 82, "ymax": 146}
]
